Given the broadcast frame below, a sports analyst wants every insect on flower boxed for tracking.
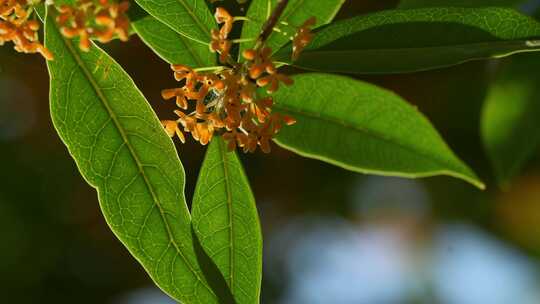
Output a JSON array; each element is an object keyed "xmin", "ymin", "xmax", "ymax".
[{"xmin": 160, "ymin": 7, "xmax": 313, "ymax": 153}]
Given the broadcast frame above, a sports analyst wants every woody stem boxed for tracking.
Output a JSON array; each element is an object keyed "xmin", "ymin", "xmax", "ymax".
[
  {"xmin": 255, "ymin": 0, "xmax": 289, "ymax": 49},
  {"xmin": 194, "ymin": 66, "xmax": 226, "ymax": 72}
]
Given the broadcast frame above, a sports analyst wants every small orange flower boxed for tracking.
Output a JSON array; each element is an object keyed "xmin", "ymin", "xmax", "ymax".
[
  {"xmin": 162, "ymin": 88, "xmax": 188, "ymax": 109},
  {"xmin": 159, "ymin": 7, "xmax": 309, "ymax": 153},
  {"xmin": 195, "ymin": 122, "xmax": 214, "ymax": 145},
  {"xmin": 250, "ymin": 97, "xmax": 272, "ymax": 123},
  {"xmin": 95, "ymin": 1, "xmax": 130, "ymax": 42},
  {"xmin": 222, "ymin": 130, "xmax": 241, "ymax": 151},
  {"xmin": 57, "ymin": 3, "xmax": 93, "ymax": 51},
  {"xmin": 244, "ymin": 47, "xmax": 273, "ymax": 79},
  {"xmin": 214, "ymin": 7, "xmax": 233, "ymax": 37},
  {"xmin": 0, "ymin": 0, "xmax": 53, "ymax": 60},
  {"xmin": 209, "ymin": 7, "xmax": 235, "ymax": 63},
  {"xmin": 242, "ymin": 48, "xmax": 257, "ymax": 61},
  {"xmin": 244, "ymin": 47, "xmax": 294, "ymax": 93},
  {"xmin": 56, "ymin": 0, "xmax": 131, "ymax": 51},
  {"xmin": 161, "ymin": 120, "xmax": 185, "ymax": 143},
  {"xmin": 292, "ymin": 16, "xmax": 316, "ymax": 60},
  {"xmin": 257, "ymin": 72, "xmax": 293, "ymax": 94},
  {"xmin": 210, "ymin": 28, "xmax": 232, "ymax": 63}
]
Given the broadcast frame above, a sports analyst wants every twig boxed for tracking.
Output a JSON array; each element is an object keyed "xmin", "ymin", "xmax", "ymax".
[{"xmin": 255, "ymin": 0, "xmax": 289, "ymax": 48}]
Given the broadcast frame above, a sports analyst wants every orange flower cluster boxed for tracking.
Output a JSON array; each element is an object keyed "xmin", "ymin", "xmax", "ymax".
[
  {"xmin": 0, "ymin": 0, "xmax": 53, "ymax": 60},
  {"xmin": 292, "ymin": 16, "xmax": 316, "ymax": 60},
  {"xmin": 209, "ymin": 7, "xmax": 234, "ymax": 63},
  {"xmin": 243, "ymin": 47, "xmax": 294, "ymax": 93},
  {"xmin": 161, "ymin": 61, "xmax": 295, "ymax": 153},
  {"xmin": 57, "ymin": 0, "xmax": 130, "ymax": 52},
  {"xmin": 161, "ymin": 7, "xmax": 318, "ymax": 153}
]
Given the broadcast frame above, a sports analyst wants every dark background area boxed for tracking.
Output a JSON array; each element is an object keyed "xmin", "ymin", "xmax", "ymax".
[{"xmin": 2, "ymin": 0, "xmax": 540, "ymax": 303}]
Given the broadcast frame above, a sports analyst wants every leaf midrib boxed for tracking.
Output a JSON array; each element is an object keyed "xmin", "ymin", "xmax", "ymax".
[
  {"xmin": 304, "ymin": 40, "xmax": 540, "ymax": 55},
  {"xmin": 135, "ymin": 0, "xmax": 213, "ymax": 46},
  {"xmin": 175, "ymin": 0, "xmax": 212, "ymax": 40},
  {"xmin": 308, "ymin": 8, "xmax": 540, "ymax": 50},
  {"xmin": 218, "ymin": 138, "xmax": 235, "ymax": 292},
  {"xmin": 282, "ymin": 0, "xmax": 306, "ymax": 21},
  {"xmin": 51, "ymin": 17, "xmax": 214, "ymax": 297},
  {"xmin": 273, "ymin": 103, "xmax": 468, "ymax": 175},
  {"xmin": 133, "ymin": 16, "xmax": 208, "ymax": 67},
  {"xmin": 175, "ymin": 29, "xmax": 208, "ymax": 67}
]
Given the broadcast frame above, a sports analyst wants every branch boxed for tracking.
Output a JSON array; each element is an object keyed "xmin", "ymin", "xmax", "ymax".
[{"xmin": 256, "ymin": 0, "xmax": 289, "ymax": 48}]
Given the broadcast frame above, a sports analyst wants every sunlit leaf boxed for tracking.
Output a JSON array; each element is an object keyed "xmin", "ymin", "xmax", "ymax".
[
  {"xmin": 192, "ymin": 137, "xmax": 262, "ymax": 304},
  {"xmin": 133, "ymin": 14, "xmax": 216, "ymax": 66},
  {"xmin": 274, "ymin": 7, "xmax": 540, "ymax": 74},
  {"xmin": 44, "ymin": 8, "xmax": 220, "ymax": 304},
  {"xmin": 272, "ymin": 74, "xmax": 485, "ymax": 189},
  {"xmin": 482, "ymin": 53, "xmax": 540, "ymax": 185},
  {"xmin": 240, "ymin": 0, "xmax": 345, "ymax": 57},
  {"xmin": 134, "ymin": 0, "xmax": 215, "ymax": 64}
]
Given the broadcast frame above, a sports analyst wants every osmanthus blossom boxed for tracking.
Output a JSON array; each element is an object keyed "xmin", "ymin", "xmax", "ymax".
[
  {"xmin": 56, "ymin": 0, "xmax": 130, "ymax": 51},
  {"xmin": 1, "ymin": 0, "xmax": 316, "ymax": 154},
  {"xmin": 0, "ymin": 0, "xmax": 53, "ymax": 59},
  {"xmin": 160, "ymin": 7, "xmax": 315, "ymax": 153},
  {"xmin": 0, "ymin": 0, "xmax": 131, "ymax": 58}
]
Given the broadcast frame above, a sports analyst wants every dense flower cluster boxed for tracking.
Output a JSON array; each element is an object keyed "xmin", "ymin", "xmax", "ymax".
[
  {"xmin": 161, "ymin": 60, "xmax": 295, "ymax": 153},
  {"xmin": 1, "ymin": 0, "xmax": 131, "ymax": 59},
  {"xmin": 0, "ymin": 0, "xmax": 53, "ymax": 60},
  {"xmin": 57, "ymin": 0, "xmax": 130, "ymax": 51},
  {"xmin": 161, "ymin": 7, "xmax": 315, "ymax": 153}
]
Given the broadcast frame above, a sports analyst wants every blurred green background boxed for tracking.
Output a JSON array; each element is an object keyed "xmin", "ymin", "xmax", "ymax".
[{"xmin": 3, "ymin": 0, "xmax": 540, "ymax": 303}]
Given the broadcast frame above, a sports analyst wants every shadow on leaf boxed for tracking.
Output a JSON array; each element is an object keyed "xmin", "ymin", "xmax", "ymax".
[{"xmin": 191, "ymin": 225, "xmax": 237, "ymax": 304}]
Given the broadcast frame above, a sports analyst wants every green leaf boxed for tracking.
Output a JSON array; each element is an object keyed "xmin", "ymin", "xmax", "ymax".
[
  {"xmin": 132, "ymin": 14, "xmax": 216, "ymax": 66},
  {"xmin": 44, "ymin": 8, "xmax": 220, "ymax": 304},
  {"xmin": 272, "ymin": 74, "xmax": 485, "ymax": 189},
  {"xmin": 50, "ymin": 0, "xmax": 76, "ymax": 5},
  {"xmin": 399, "ymin": 0, "xmax": 526, "ymax": 9},
  {"xmin": 134, "ymin": 0, "xmax": 216, "ymax": 64},
  {"xmin": 192, "ymin": 137, "xmax": 262, "ymax": 304},
  {"xmin": 274, "ymin": 7, "xmax": 540, "ymax": 74},
  {"xmin": 239, "ymin": 0, "xmax": 345, "ymax": 57},
  {"xmin": 481, "ymin": 53, "xmax": 540, "ymax": 185}
]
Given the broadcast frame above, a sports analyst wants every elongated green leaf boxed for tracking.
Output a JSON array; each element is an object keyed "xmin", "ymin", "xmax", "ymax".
[
  {"xmin": 192, "ymin": 137, "xmax": 262, "ymax": 304},
  {"xmin": 482, "ymin": 53, "xmax": 540, "ymax": 185},
  {"xmin": 134, "ymin": 0, "xmax": 215, "ymax": 64},
  {"xmin": 44, "ymin": 8, "xmax": 220, "ymax": 304},
  {"xmin": 50, "ymin": 0, "xmax": 76, "ymax": 5},
  {"xmin": 399, "ymin": 0, "xmax": 526, "ymax": 9},
  {"xmin": 133, "ymin": 15, "xmax": 215, "ymax": 66},
  {"xmin": 272, "ymin": 74, "xmax": 484, "ymax": 189},
  {"xmin": 274, "ymin": 7, "xmax": 540, "ymax": 74},
  {"xmin": 239, "ymin": 0, "xmax": 345, "ymax": 57}
]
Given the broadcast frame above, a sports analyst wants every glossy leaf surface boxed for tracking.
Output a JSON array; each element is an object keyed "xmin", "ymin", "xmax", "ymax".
[
  {"xmin": 275, "ymin": 7, "xmax": 540, "ymax": 74},
  {"xmin": 240, "ymin": 0, "xmax": 345, "ymax": 57},
  {"xmin": 192, "ymin": 137, "xmax": 262, "ymax": 304},
  {"xmin": 272, "ymin": 74, "xmax": 485, "ymax": 189},
  {"xmin": 134, "ymin": 0, "xmax": 215, "ymax": 65},
  {"xmin": 44, "ymin": 8, "xmax": 219, "ymax": 304},
  {"xmin": 133, "ymin": 14, "xmax": 215, "ymax": 66}
]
